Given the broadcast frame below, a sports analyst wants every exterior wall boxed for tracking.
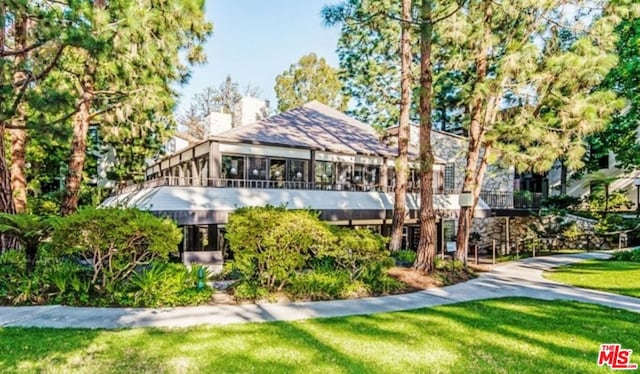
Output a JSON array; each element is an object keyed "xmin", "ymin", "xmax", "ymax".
[
  {"xmin": 547, "ymin": 156, "xmax": 640, "ymax": 208},
  {"xmin": 409, "ymin": 126, "xmax": 514, "ymax": 192}
]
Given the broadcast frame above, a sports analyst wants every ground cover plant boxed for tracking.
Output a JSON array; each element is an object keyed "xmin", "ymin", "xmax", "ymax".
[
  {"xmin": 544, "ymin": 249, "xmax": 640, "ymax": 297},
  {"xmin": 1, "ymin": 298, "xmax": 638, "ymax": 373}
]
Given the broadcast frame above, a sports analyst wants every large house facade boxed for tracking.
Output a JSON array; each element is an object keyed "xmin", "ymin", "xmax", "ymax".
[{"xmin": 103, "ymin": 101, "xmax": 520, "ymax": 268}]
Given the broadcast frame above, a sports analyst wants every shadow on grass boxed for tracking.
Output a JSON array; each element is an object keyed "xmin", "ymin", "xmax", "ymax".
[{"xmin": 1, "ymin": 298, "xmax": 639, "ymax": 373}]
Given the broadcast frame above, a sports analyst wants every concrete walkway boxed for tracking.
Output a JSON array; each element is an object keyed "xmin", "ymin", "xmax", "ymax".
[{"xmin": 0, "ymin": 252, "xmax": 637, "ymax": 329}]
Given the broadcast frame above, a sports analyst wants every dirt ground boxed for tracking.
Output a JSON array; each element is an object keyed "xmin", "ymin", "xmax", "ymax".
[{"xmin": 388, "ymin": 263, "xmax": 490, "ymax": 291}]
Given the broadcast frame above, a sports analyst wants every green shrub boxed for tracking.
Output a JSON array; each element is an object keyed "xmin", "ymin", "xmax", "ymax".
[
  {"xmin": 320, "ymin": 226, "xmax": 391, "ymax": 281},
  {"xmin": 231, "ymin": 281, "xmax": 269, "ymax": 301},
  {"xmin": 128, "ymin": 262, "xmax": 212, "ymax": 307},
  {"xmin": 287, "ymin": 270, "xmax": 351, "ymax": 300},
  {"xmin": 434, "ymin": 258, "xmax": 464, "ymax": 272},
  {"xmin": 226, "ymin": 206, "xmax": 333, "ymax": 291},
  {"xmin": 611, "ymin": 248, "xmax": 640, "ymax": 262},
  {"xmin": 392, "ymin": 250, "xmax": 416, "ymax": 266},
  {"xmin": 49, "ymin": 208, "xmax": 182, "ymax": 295}
]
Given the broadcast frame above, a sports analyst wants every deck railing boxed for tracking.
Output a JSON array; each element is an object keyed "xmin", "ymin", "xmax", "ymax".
[{"xmin": 115, "ymin": 176, "xmax": 543, "ymax": 209}]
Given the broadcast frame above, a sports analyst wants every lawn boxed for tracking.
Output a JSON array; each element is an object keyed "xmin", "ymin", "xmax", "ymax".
[
  {"xmin": 1, "ymin": 298, "xmax": 638, "ymax": 373},
  {"xmin": 544, "ymin": 259, "xmax": 640, "ymax": 298}
]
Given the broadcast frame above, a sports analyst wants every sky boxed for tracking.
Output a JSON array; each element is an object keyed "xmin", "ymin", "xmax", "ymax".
[{"xmin": 175, "ymin": 0, "xmax": 342, "ymax": 115}]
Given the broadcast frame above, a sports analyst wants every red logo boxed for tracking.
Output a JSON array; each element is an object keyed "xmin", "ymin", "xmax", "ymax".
[{"xmin": 598, "ymin": 344, "xmax": 638, "ymax": 370}]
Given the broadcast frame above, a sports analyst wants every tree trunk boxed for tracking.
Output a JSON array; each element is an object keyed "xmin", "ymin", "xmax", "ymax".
[
  {"xmin": 413, "ymin": 0, "xmax": 436, "ymax": 273},
  {"xmin": 9, "ymin": 13, "xmax": 28, "ymax": 213},
  {"xmin": 389, "ymin": 0, "xmax": 413, "ymax": 252},
  {"xmin": 0, "ymin": 123, "xmax": 18, "ymax": 251},
  {"xmin": 455, "ymin": 1, "xmax": 492, "ymax": 263},
  {"xmin": 61, "ymin": 67, "xmax": 95, "ymax": 216}
]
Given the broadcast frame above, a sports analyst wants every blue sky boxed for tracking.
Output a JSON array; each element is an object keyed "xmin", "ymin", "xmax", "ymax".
[{"xmin": 176, "ymin": 0, "xmax": 342, "ymax": 114}]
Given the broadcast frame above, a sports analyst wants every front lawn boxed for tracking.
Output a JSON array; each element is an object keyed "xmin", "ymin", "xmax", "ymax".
[
  {"xmin": 544, "ymin": 259, "xmax": 640, "ymax": 298},
  {"xmin": 1, "ymin": 298, "xmax": 638, "ymax": 373}
]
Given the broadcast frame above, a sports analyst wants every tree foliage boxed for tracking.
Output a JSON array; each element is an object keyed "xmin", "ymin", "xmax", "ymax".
[
  {"xmin": 274, "ymin": 53, "xmax": 348, "ymax": 112},
  {"xmin": 587, "ymin": 17, "xmax": 640, "ymax": 172}
]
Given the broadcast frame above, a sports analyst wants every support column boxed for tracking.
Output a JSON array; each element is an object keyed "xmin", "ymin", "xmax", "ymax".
[
  {"xmin": 208, "ymin": 141, "xmax": 221, "ymax": 186},
  {"xmin": 309, "ymin": 150, "xmax": 316, "ymax": 186},
  {"xmin": 191, "ymin": 160, "xmax": 199, "ymax": 186},
  {"xmin": 380, "ymin": 159, "xmax": 388, "ymax": 191}
]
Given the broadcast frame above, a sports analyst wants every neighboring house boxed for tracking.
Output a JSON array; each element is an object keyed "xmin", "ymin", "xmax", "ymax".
[
  {"xmin": 103, "ymin": 101, "xmax": 526, "ymax": 268},
  {"xmin": 546, "ymin": 152, "xmax": 640, "ymax": 209}
]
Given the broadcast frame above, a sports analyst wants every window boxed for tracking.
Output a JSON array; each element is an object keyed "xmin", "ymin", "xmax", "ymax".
[
  {"xmin": 221, "ymin": 155, "xmax": 245, "ymax": 179},
  {"xmin": 444, "ymin": 164, "xmax": 455, "ymax": 190},
  {"xmin": 287, "ymin": 159, "xmax": 308, "ymax": 181},
  {"xmin": 248, "ymin": 157, "xmax": 267, "ymax": 180},
  {"xmin": 315, "ymin": 161, "xmax": 334, "ymax": 184},
  {"xmin": 270, "ymin": 159, "xmax": 286, "ymax": 182}
]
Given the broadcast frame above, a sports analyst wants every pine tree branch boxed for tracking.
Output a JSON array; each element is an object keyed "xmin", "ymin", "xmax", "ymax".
[
  {"xmin": 33, "ymin": 44, "xmax": 66, "ymax": 82},
  {"xmin": 0, "ymin": 41, "xmax": 47, "ymax": 57}
]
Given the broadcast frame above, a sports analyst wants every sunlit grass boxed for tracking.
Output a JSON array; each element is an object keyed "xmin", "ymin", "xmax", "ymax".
[
  {"xmin": 544, "ymin": 259, "xmax": 640, "ymax": 297},
  {"xmin": 1, "ymin": 298, "xmax": 638, "ymax": 373}
]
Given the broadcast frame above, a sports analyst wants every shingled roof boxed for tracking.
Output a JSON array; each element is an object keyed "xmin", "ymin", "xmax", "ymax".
[{"xmin": 213, "ymin": 101, "xmax": 397, "ymax": 157}]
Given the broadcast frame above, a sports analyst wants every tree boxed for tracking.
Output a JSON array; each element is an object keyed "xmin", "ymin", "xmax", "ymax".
[
  {"xmin": 274, "ymin": 53, "xmax": 348, "ymax": 112},
  {"xmin": 389, "ymin": 0, "xmax": 414, "ymax": 252},
  {"xmin": 587, "ymin": 17, "xmax": 640, "ymax": 173},
  {"xmin": 177, "ymin": 76, "xmax": 262, "ymax": 137},
  {"xmin": 1, "ymin": 1, "xmax": 73, "ymax": 213},
  {"xmin": 0, "ymin": 213, "xmax": 53, "ymax": 273},
  {"xmin": 413, "ymin": 0, "xmax": 437, "ymax": 272},
  {"xmin": 324, "ymin": 1, "xmax": 406, "ymax": 129},
  {"xmin": 59, "ymin": 0, "xmax": 212, "ymax": 214},
  {"xmin": 446, "ymin": 0, "xmax": 626, "ymax": 261}
]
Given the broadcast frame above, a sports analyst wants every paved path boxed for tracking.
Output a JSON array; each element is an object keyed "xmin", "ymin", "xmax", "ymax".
[{"xmin": 0, "ymin": 252, "xmax": 637, "ymax": 329}]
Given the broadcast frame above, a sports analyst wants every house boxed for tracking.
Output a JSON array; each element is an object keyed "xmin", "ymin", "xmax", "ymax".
[{"xmin": 102, "ymin": 101, "xmax": 522, "ymax": 268}]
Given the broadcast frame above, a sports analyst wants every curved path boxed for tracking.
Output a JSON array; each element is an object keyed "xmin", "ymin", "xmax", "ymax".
[{"xmin": 0, "ymin": 252, "xmax": 638, "ymax": 329}]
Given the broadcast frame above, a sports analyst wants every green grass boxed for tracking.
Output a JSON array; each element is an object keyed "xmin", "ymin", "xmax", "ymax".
[
  {"xmin": 1, "ymin": 298, "xmax": 639, "ymax": 373},
  {"xmin": 544, "ymin": 259, "xmax": 640, "ymax": 298}
]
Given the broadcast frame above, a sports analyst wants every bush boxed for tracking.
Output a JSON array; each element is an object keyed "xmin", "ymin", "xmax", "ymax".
[
  {"xmin": 127, "ymin": 262, "xmax": 213, "ymax": 307},
  {"xmin": 320, "ymin": 226, "xmax": 391, "ymax": 282},
  {"xmin": 611, "ymin": 248, "xmax": 640, "ymax": 262},
  {"xmin": 392, "ymin": 249, "xmax": 416, "ymax": 266},
  {"xmin": 49, "ymin": 208, "xmax": 182, "ymax": 295},
  {"xmin": 287, "ymin": 270, "xmax": 351, "ymax": 300},
  {"xmin": 226, "ymin": 206, "xmax": 333, "ymax": 292},
  {"xmin": 231, "ymin": 281, "xmax": 269, "ymax": 302}
]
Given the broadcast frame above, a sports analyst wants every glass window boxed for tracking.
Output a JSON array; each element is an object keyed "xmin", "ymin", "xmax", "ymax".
[
  {"xmin": 269, "ymin": 158, "xmax": 286, "ymax": 185},
  {"xmin": 248, "ymin": 157, "xmax": 267, "ymax": 180},
  {"xmin": 364, "ymin": 166, "xmax": 379, "ymax": 186},
  {"xmin": 444, "ymin": 164, "xmax": 455, "ymax": 190},
  {"xmin": 287, "ymin": 159, "xmax": 308, "ymax": 181},
  {"xmin": 315, "ymin": 161, "xmax": 334, "ymax": 184},
  {"xmin": 337, "ymin": 163, "xmax": 352, "ymax": 184},
  {"xmin": 221, "ymin": 155, "xmax": 245, "ymax": 180}
]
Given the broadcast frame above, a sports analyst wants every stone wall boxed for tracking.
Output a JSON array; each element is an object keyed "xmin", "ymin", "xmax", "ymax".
[
  {"xmin": 412, "ymin": 127, "xmax": 514, "ymax": 192},
  {"xmin": 470, "ymin": 214, "xmax": 620, "ymax": 254}
]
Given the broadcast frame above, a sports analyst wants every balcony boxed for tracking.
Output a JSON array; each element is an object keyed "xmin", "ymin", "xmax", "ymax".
[{"xmin": 114, "ymin": 177, "xmax": 543, "ymax": 210}]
